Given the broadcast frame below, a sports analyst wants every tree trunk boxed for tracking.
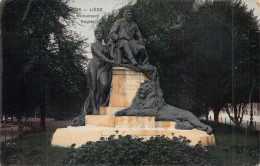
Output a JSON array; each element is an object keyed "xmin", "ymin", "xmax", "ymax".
[
  {"xmin": 233, "ymin": 105, "xmax": 240, "ymax": 127},
  {"xmin": 4, "ymin": 114, "xmax": 7, "ymax": 124},
  {"xmin": 0, "ymin": 0, "xmax": 16, "ymax": 128},
  {"xmin": 40, "ymin": 103, "xmax": 46, "ymax": 131},
  {"xmin": 0, "ymin": 0, "xmax": 31, "ymax": 128},
  {"xmin": 0, "ymin": 1, "xmax": 5, "ymax": 129},
  {"xmin": 213, "ymin": 110, "xmax": 219, "ymax": 122},
  {"xmin": 39, "ymin": 83, "xmax": 48, "ymax": 131},
  {"xmin": 248, "ymin": 81, "xmax": 255, "ymax": 129}
]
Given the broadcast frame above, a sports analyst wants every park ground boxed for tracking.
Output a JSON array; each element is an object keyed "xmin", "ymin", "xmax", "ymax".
[{"xmin": 0, "ymin": 118, "xmax": 259, "ymax": 166}]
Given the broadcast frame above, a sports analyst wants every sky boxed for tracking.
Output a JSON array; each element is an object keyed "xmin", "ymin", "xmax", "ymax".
[
  {"xmin": 68, "ymin": 0, "xmax": 260, "ymax": 58},
  {"xmin": 68, "ymin": 0, "xmax": 137, "ymax": 58},
  {"xmin": 242, "ymin": 0, "xmax": 260, "ymax": 18}
]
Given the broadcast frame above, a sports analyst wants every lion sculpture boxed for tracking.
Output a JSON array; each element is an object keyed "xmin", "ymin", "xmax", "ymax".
[{"xmin": 115, "ymin": 80, "xmax": 213, "ymax": 135}]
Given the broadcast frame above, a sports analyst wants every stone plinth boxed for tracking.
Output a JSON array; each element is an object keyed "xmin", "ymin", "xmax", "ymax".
[
  {"xmin": 52, "ymin": 67, "xmax": 215, "ymax": 148},
  {"xmin": 52, "ymin": 113, "xmax": 215, "ymax": 147},
  {"xmin": 114, "ymin": 116, "xmax": 154, "ymax": 128},
  {"xmin": 86, "ymin": 115, "xmax": 155, "ymax": 128},
  {"xmin": 99, "ymin": 67, "xmax": 148, "ymax": 116},
  {"xmin": 155, "ymin": 121, "xmax": 176, "ymax": 129},
  {"xmin": 108, "ymin": 67, "xmax": 148, "ymax": 107},
  {"xmin": 52, "ymin": 126, "xmax": 215, "ymax": 148},
  {"xmin": 86, "ymin": 115, "xmax": 115, "ymax": 127}
]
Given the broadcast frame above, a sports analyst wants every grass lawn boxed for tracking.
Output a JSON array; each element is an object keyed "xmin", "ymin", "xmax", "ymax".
[
  {"xmin": 1, "ymin": 122, "xmax": 259, "ymax": 166},
  {"xmin": 205, "ymin": 121, "xmax": 260, "ymax": 166},
  {"xmin": 1, "ymin": 132, "xmax": 69, "ymax": 166}
]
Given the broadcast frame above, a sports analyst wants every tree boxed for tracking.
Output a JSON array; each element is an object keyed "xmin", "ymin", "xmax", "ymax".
[
  {"xmin": 0, "ymin": 0, "xmax": 16, "ymax": 127},
  {"xmin": 187, "ymin": 0, "xmax": 259, "ymax": 125},
  {"xmin": 2, "ymin": 0, "xmax": 88, "ymax": 130}
]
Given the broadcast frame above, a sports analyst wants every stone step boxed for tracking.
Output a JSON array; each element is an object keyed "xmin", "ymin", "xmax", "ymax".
[
  {"xmin": 52, "ymin": 126, "xmax": 215, "ymax": 148},
  {"xmin": 155, "ymin": 121, "xmax": 176, "ymax": 128},
  {"xmin": 100, "ymin": 106, "xmax": 126, "ymax": 115},
  {"xmin": 115, "ymin": 116, "xmax": 155, "ymax": 128},
  {"xmin": 86, "ymin": 115, "xmax": 178, "ymax": 129},
  {"xmin": 85, "ymin": 115, "xmax": 115, "ymax": 127},
  {"xmin": 85, "ymin": 115, "xmax": 155, "ymax": 128}
]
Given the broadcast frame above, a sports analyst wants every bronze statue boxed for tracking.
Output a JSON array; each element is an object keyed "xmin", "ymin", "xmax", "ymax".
[
  {"xmin": 108, "ymin": 9, "xmax": 149, "ymax": 65},
  {"xmin": 84, "ymin": 27, "xmax": 114, "ymax": 115},
  {"xmin": 72, "ymin": 27, "xmax": 114, "ymax": 125}
]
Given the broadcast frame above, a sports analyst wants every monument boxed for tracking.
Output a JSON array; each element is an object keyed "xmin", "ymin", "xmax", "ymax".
[{"xmin": 52, "ymin": 9, "xmax": 215, "ymax": 148}]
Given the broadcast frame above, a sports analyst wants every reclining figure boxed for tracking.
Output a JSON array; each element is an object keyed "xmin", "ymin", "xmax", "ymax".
[{"xmin": 115, "ymin": 80, "xmax": 213, "ymax": 135}]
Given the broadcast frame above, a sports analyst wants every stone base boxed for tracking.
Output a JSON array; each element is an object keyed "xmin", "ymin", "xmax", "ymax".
[
  {"xmin": 52, "ymin": 115, "xmax": 215, "ymax": 148},
  {"xmin": 51, "ymin": 125, "xmax": 215, "ymax": 148}
]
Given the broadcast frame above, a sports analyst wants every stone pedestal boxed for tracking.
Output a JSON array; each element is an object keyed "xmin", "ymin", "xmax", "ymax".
[
  {"xmin": 100, "ymin": 67, "xmax": 148, "ymax": 115},
  {"xmin": 52, "ymin": 67, "xmax": 215, "ymax": 148},
  {"xmin": 52, "ymin": 114, "xmax": 215, "ymax": 147},
  {"xmin": 109, "ymin": 67, "xmax": 148, "ymax": 107}
]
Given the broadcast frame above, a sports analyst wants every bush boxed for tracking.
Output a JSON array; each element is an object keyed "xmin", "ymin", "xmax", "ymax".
[{"xmin": 63, "ymin": 135, "xmax": 219, "ymax": 165}]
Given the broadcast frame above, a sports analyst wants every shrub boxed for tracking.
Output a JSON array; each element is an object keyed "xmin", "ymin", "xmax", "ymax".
[{"xmin": 63, "ymin": 135, "xmax": 219, "ymax": 165}]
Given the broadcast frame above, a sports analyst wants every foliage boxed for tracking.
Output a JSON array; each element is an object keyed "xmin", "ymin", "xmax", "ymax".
[
  {"xmin": 63, "ymin": 135, "xmax": 218, "ymax": 166},
  {"xmin": 188, "ymin": 0, "xmax": 259, "ymax": 123},
  {"xmin": 2, "ymin": 0, "xmax": 87, "ymax": 120}
]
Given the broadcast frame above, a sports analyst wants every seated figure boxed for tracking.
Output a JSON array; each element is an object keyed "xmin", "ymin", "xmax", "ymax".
[{"xmin": 108, "ymin": 9, "xmax": 149, "ymax": 65}]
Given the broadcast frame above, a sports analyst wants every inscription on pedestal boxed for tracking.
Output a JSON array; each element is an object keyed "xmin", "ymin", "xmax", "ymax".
[{"xmin": 109, "ymin": 67, "xmax": 148, "ymax": 107}]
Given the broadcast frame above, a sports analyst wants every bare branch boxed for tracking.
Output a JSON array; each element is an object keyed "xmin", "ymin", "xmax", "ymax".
[
  {"xmin": 240, "ymin": 103, "xmax": 246, "ymax": 123},
  {"xmin": 22, "ymin": 0, "xmax": 33, "ymax": 22},
  {"xmin": 224, "ymin": 105, "xmax": 236, "ymax": 123},
  {"xmin": 238, "ymin": 103, "xmax": 241, "ymax": 119}
]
